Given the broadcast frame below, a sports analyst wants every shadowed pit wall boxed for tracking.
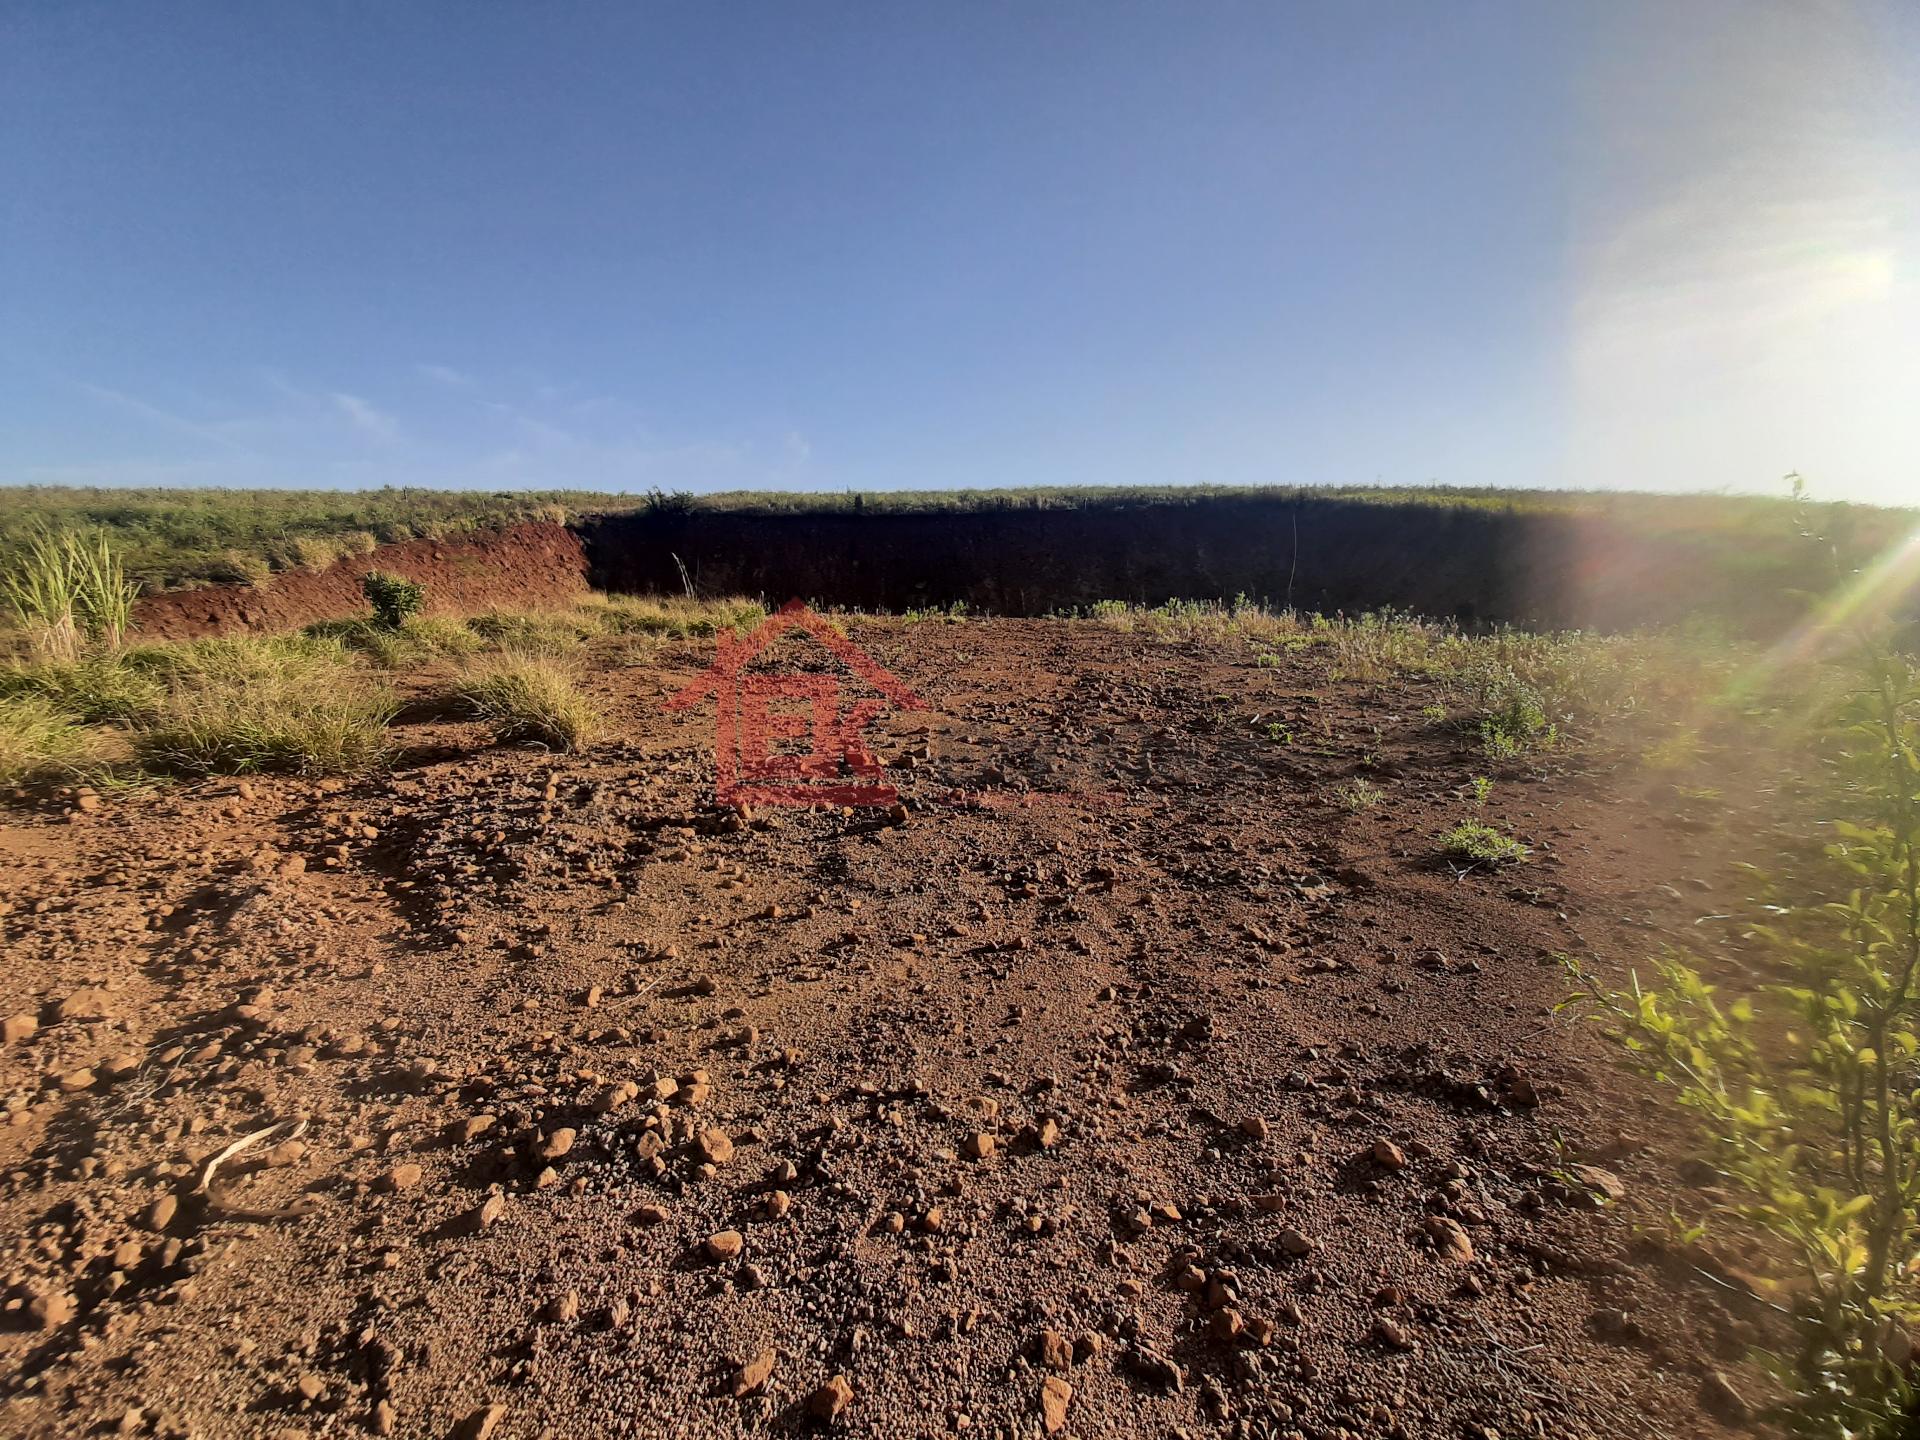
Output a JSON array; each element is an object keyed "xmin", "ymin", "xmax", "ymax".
[{"xmin": 577, "ymin": 497, "xmax": 1892, "ymax": 635}]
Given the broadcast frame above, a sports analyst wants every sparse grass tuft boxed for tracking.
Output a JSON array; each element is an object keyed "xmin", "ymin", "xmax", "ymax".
[
  {"xmin": 467, "ymin": 609, "xmax": 599, "ymax": 655},
  {"xmin": 306, "ymin": 614, "xmax": 484, "ymax": 668},
  {"xmin": 0, "ymin": 655, "xmax": 165, "ymax": 723},
  {"xmin": 1440, "ymin": 820, "xmax": 1529, "ymax": 865},
  {"xmin": 578, "ymin": 593, "xmax": 766, "ymax": 639},
  {"xmin": 0, "ymin": 696, "xmax": 116, "ymax": 787},
  {"xmin": 453, "ymin": 655, "xmax": 601, "ymax": 751},
  {"xmin": 1334, "ymin": 777, "xmax": 1384, "ymax": 811}
]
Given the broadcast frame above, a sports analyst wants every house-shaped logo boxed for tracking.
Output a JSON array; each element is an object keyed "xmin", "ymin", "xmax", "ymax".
[{"xmin": 666, "ymin": 600, "xmax": 927, "ymax": 808}]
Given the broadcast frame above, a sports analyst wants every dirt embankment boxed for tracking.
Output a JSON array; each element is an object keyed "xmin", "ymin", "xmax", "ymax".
[
  {"xmin": 580, "ymin": 498, "xmax": 1895, "ymax": 635},
  {"xmin": 131, "ymin": 522, "xmax": 589, "ymax": 641}
]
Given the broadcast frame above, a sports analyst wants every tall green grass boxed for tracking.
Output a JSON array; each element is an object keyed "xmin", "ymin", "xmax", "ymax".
[{"xmin": 2, "ymin": 529, "xmax": 139, "ymax": 660}]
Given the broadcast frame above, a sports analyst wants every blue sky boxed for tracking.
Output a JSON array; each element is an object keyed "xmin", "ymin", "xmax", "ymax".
[{"xmin": 4, "ymin": 2, "xmax": 1916, "ymax": 503}]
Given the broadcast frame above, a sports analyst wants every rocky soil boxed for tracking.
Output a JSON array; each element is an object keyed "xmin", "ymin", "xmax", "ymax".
[{"xmin": 0, "ymin": 618, "xmax": 1780, "ymax": 1439}]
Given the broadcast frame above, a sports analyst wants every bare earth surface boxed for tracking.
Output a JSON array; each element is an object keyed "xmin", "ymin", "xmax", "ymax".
[{"xmin": 0, "ymin": 619, "xmax": 1777, "ymax": 1440}]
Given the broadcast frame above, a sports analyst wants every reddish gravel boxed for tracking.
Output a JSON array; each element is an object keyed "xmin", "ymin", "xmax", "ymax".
[
  {"xmin": 131, "ymin": 523, "xmax": 589, "ymax": 640},
  {"xmin": 0, "ymin": 618, "xmax": 1780, "ymax": 1439}
]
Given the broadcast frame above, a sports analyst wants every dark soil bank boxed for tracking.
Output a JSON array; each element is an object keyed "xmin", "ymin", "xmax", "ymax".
[
  {"xmin": 133, "ymin": 522, "xmax": 589, "ymax": 640},
  {"xmin": 578, "ymin": 497, "xmax": 1859, "ymax": 634}
]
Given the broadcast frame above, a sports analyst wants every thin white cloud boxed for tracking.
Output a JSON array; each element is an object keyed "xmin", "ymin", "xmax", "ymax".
[
  {"xmin": 415, "ymin": 362, "xmax": 475, "ymax": 388},
  {"xmin": 331, "ymin": 392, "xmax": 402, "ymax": 443},
  {"xmin": 74, "ymin": 381, "xmax": 251, "ymax": 454},
  {"xmin": 484, "ymin": 400, "xmax": 582, "ymax": 450}
]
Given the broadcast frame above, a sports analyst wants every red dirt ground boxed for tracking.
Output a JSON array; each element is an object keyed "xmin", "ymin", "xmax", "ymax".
[
  {"xmin": 131, "ymin": 524, "xmax": 589, "ymax": 640},
  {"xmin": 0, "ymin": 618, "xmax": 1783, "ymax": 1439}
]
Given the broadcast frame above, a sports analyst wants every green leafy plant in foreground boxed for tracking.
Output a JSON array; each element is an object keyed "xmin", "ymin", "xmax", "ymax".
[{"xmin": 1568, "ymin": 644, "xmax": 1920, "ymax": 1435}]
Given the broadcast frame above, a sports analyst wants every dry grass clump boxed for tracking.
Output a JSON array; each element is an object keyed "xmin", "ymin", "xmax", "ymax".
[
  {"xmin": 581, "ymin": 593, "xmax": 766, "ymax": 638},
  {"xmin": 306, "ymin": 614, "xmax": 485, "ymax": 668},
  {"xmin": 453, "ymin": 655, "xmax": 601, "ymax": 751},
  {"xmin": 131, "ymin": 636, "xmax": 395, "ymax": 776},
  {"xmin": 0, "ymin": 696, "xmax": 118, "ymax": 787},
  {"xmin": 0, "ymin": 654, "xmax": 165, "ymax": 723}
]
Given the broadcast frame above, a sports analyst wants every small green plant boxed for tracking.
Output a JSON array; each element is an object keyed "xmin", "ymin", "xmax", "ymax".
[
  {"xmin": 1334, "ymin": 777, "xmax": 1384, "ymax": 811},
  {"xmin": 1263, "ymin": 722, "xmax": 1293, "ymax": 745},
  {"xmin": 1568, "ymin": 642, "xmax": 1920, "ymax": 1434},
  {"xmin": 453, "ymin": 656, "xmax": 601, "ymax": 751},
  {"xmin": 1478, "ymin": 677, "xmax": 1556, "ymax": 759},
  {"xmin": 1470, "ymin": 775, "xmax": 1492, "ymax": 806},
  {"xmin": 361, "ymin": 571, "xmax": 425, "ymax": 629},
  {"xmin": 1421, "ymin": 704, "xmax": 1448, "ymax": 722},
  {"xmin": 1439, "ymin": 820, "xmax": 1529, "ymax": 865}
]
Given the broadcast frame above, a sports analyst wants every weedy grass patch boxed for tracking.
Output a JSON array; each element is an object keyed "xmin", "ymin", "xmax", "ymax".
[
  {"xmin": 452, "ymin": 655, "xmax": 601, "ymax": 752},
  {"xmin": 132, "ymin": 637, "xmax": 395, "ymax": 776},
  {"xmin": 1439, "ymin": 820, "xmax": 1529, "ymax": 865},
  {"xmin": 0, "ymin": 695, "xmax": 117, "ymax": 787}
]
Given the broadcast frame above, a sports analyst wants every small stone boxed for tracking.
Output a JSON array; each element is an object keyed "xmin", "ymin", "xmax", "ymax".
[
  {"xmin": 809, "ymin": 1374, "xmax": 854, "ymax": 1421},
  {"xmin": 1371, "ymin": 1316, "xmax": 1415, "ymax": 1351},
  {"xmin": 1126, "ymin": 1348, "xmax": 1184, "ymax": 1391},
  {"xmin": 1240, "ymin": 1116, "xmax": 1270, "ymax": 1141},
  {"xmin": 146, "ymin": 1194, "xmax": 178, "ymax": 1232},
  {"xmin": 633, "ymin": 1203, "xmax": 670, "ymax": 1226},
  {"xmin": 543, "ymin": 1290, "xmax": 580, "ymax": 1323},
  {"xmin": 263, "ymin": 1140, "xmax": 306, "ymax": 1168},
  {"xmin": 58, "ymin": 1067, "xmax": 96, "ymax": 1092},
  {"xmin": 380, "ymin": 1163, "xmax": 423, "ymax": 1192},
  {"xmin": 705, "ymin": 1230, "xmax": 744, "ymax": 1262},
  {"xmin": 761, "ymin": 1189, "xmax": 792, "ymax": 1220},
  {"xmin": 536, "ymin": 1128, "xmax": 576, "ymax": 1161},
  {"xmin": 963, "ymin": 1131, "xmax": 996, "ymax": 1160},
  {"xmin": 1039, "ymin": 1375, "xmax": 1072, "ymax": 1432},
  {"xmin": 469, "ymin": 1192, "xmax": 507, "ymax": 1232},
  {"xmin": 297, "ymin": 1373, "xmax": 327, "ymax": 1402},
  {"xmin": 1207, "ymin": 1308, "xmax": 1243, "ymax": 1344},
  {"xmin": 1372, "ymin": 1138, "xmax": 1408, "ymax": 1171},
  {"xmin": 29, "ymin": 1291, "xmax": 76, "ymax": 1329},
  {"xmin": 454, "ymin": 1403, "xmax": 506, "ymax": 1440},
  {"xmin": 1034, "ymin": 1329, "xmax": 1073, "ymax": 1372},
  {"xmin": 1277, "ymin": 1228, "xmax": 1314, "ymax": 1257},
  {"xmin": 373, "ymin": 1398, "xmax": 396, "ymax": 1435},
  {"xmin": 1569, "ymin": 1164, "xmax": 1627, "ymax": 1203},
  {"xmin": 730, "ymin": 1347, "xmax": 777, "ymax": 1397},
  {"xmin": 56, "ymin": 988, "xmax": 114, "ymax": 1022},
  {"xmin": 2, "ymin": 1013, "xmax": 36, "ymax": 1045},
  {"xmin": 1424, "ymin": 1215, "xmax": 1474, "ymax": 1262},
  {"xmin": 696, "ymin": 1128, "xmax": 735, "ymax": 1165},
  {"xmin": 455, "ymin": 1114, "xmax": 498, "ymax": 1143}
]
